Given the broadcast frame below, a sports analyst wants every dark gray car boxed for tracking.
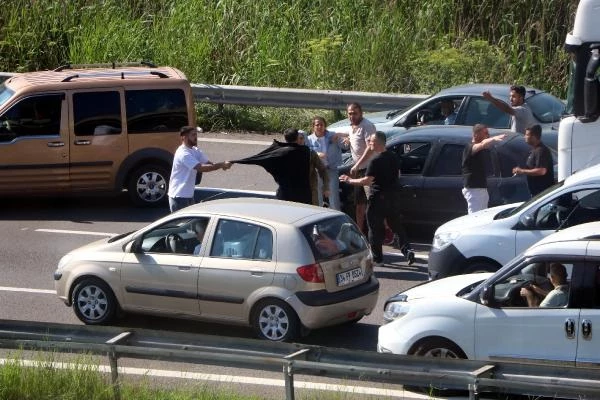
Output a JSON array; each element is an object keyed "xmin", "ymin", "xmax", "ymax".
[{"xmin": 338, "ymin": 125, "xmax": 552, "ymax": 239}]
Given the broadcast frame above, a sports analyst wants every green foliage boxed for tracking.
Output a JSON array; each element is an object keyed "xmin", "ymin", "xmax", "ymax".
[{"xmin": 0, "ymin": 0, "xmax": 580, "ymax": 129}]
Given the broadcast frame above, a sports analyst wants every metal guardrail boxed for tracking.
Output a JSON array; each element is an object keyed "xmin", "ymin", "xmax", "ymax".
[
  {"xmin": 0, "ymin": 71, "xmax": 427, "ymax": 111},
  {"xmin": 1, "ymin": 320, "xmax": 600, "ymax": 400},
  {"xmin": 191, "ymin": 83, "xmax": 428, "ymax": 111}
]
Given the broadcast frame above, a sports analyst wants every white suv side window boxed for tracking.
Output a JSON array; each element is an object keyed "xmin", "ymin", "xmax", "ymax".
[
  {"xmin": 534, "ymin": 188, "xmax": 600, "ymax": 230},
  {"xmin": 491, "ymin": 261, "xmax": 573, "ymax": 308}
]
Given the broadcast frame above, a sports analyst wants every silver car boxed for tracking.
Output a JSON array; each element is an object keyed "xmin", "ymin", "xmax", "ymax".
[
  {"xmin": 328, "ymin": 83, "xmax": 565, "ymax": 136},
  {"xmin": 53, "ymin": 198, "xmax": 378, "ymax": 341}
]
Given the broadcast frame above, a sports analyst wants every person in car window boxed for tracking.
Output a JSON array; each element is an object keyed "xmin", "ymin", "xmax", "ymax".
[
  {"xmin": 440, "ymin": 99, "xmax": 458, "ymax": 125},
  {"xmin": 339, "ymin": 131, "xmax": 415, "ymax": 267},
  {"xmin": 511, "ymin": 124, "xmax": 555, "ymax": 197},
  {"xmin": 168, "ymin": 126, "xmax": 232, "ymax": 212},
  {"xmin": 482, "ymin": 85, "xmax": 535, "ymax": 134},
  {"xmin": 461, "ymin": 124, "xmax": 506, "ymax": 213},
  {"xmin": 520, "ymin": 263, "xmax": 569, "ymax": 307}
]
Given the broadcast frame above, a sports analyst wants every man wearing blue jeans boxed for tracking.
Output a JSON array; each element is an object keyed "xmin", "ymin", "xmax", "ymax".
[{"xmin": 307, "ymin": 116, "xmax": 348, "ymax": 210}]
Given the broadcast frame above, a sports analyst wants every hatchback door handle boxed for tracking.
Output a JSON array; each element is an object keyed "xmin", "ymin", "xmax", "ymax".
[
  {"xmin": 582, "ymin": 319, "xmax": 592, "ymax": 340},
  {"xmin": 74, "ymin": 140, "xmax": 91, "ymax": 145},
  {"xmin": 565, "ymin": 318, "xmax": 576, "ymax": 339},
  {"xmin": 47, "ymin": 141, "xmax": 65, "ymax": 147}
]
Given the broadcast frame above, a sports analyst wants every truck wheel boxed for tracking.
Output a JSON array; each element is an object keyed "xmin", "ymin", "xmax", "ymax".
[
  {"xmin": 464, "ymin": 261, "xmax": 499, "ymax": 274},
  {"xmin": 128, "ymin": 164, "xmax": 169, "ymax": 207}
]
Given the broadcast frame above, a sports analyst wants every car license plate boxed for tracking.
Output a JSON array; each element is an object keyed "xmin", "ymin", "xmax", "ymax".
[{"xmin": 336, "ymin": 267, "xmax": 363, "ymax": 287}]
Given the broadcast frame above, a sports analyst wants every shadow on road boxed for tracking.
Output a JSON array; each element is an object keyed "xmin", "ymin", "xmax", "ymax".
[{"xmin": 113, "ymin": 313, "xmax": 378, "ymax": 352}]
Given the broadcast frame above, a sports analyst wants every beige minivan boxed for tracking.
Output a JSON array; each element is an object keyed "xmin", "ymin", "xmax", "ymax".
[{"xmin": 0, "ymin": 63, "xmax": 195, "ymax": 206}]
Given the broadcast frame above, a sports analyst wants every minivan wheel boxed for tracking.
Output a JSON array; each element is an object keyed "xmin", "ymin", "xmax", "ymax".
[
  {"xmin": 71, "ymin": 278, "xmax": 117, "ymax": 325},
  {"xmin": 128, "ymin": 164, "xmax": 169, "ymax": 207},
  {"xmin": 464, "ymin": 261, "xmax": 498, "ymax": 274},
  {"xmin": 251, "ymin": 299, "xmax": 300, "ymax": 342},
  {"xmin": 413, "ymin": 338, "xmax": 466, "ymax": 359}
]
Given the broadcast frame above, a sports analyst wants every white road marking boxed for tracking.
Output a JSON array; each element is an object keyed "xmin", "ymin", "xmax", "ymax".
[
  {"xmin": 0, "ymin": 358, "xmax": 470, "ymax": 399},
  {"xmin": 385, "ymin": 250, "xmax": 429, "ymax": 260},
  {"xmin": 0, "ymin": 286, "xmax": 55, "ymax": 295},
  {"xmin": 35, "ymin": 228, "xmax": 116, "ymax": 237}
]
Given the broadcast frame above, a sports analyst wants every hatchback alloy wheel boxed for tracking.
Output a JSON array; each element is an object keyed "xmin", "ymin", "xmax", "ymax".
[{"xmin": 252, "ymin": 299, "xmax": 299, "ymax": 342}]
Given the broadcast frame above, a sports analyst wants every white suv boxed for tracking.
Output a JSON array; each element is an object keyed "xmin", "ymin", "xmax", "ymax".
[
  {"xmin": 428, "ymin": 163, "xmax": 600, "ymax": 280},
  {"xmin": 379, "ymin": 221, "xmax": 600, "ymax": 365}
]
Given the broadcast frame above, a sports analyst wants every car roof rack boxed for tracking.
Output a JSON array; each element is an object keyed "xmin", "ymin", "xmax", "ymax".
[
  {"xmin": 60, "ymin": 69, "xmax": 169, "ymax": 82},
  {"xmin": 54, "ymin": 61, "xmax": 157, "ymax": 72}
]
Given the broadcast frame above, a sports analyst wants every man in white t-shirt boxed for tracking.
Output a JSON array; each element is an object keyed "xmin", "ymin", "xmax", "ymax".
[
  {"xmin": 338, "ymin": 103, "xmax": 376, "ymax": 233},
  {"xmin": 482, "ymin": 85, "xmax": 534, "ymax": 134},
  {"xmin": 168, "ymin": 126, "xmax": 232, "ymax": 212}
]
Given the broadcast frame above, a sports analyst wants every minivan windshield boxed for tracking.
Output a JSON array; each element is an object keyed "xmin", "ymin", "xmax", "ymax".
[
  {"xmin": 497, "ymin": 181, "xmax": 565, "ymax": 219},
  {"xmin": 0, "ymin": 85, "xmax": 14, "ymax": 108},
  {"xmin": 300, "ymin": 215, "xmax": 368, "ymax": 262}
]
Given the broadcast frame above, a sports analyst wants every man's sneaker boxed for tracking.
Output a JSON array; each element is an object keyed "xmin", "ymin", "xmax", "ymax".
[
  {"xmin": 400, "ymin": 246, "xmax": 416, "ymax": 266},
  {"xmin": 373, "ymin": 261, "xmax": 385, "ymax": 268}
]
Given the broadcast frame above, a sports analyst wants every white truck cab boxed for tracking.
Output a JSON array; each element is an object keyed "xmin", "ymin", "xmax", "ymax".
[{"xmin": 558, "ymin": 0, "xmax": 600, "ymax": 180}]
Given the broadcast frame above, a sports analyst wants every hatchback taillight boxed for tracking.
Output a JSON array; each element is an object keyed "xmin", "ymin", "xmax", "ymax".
[{"xmin": 296, "ymin": 263, "xmax": 324, "ymax": 283}]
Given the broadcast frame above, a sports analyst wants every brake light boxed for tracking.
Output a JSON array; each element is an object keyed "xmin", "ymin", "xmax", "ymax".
[{"xmin": 296, "ymin": 263, "xmax": 324, "ymax": 283}]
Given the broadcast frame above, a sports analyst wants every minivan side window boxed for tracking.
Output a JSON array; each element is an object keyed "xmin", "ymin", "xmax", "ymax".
[
  {"xmin": 491, "ymin": 261, "xmax": 574, "ymax": 308},
  {"xmin": 533, "ymin": 188, "xmax": 600, "ymax": 230},
  {"xmin": 73, "ymin": 91, "xmax": 122, "ymax": 136},
  {"xmin": 125, "ymin": 89, "xmax": 187, "ymax": 133},
  {"xmin": 0, "ymin": 94, "xmax": 62, "ymax": 142}
]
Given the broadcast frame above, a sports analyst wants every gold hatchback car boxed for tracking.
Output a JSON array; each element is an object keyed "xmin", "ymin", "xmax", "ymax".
[{"xmin": 53, "ymin": 198, "xmax": 379, "ymax": 341}]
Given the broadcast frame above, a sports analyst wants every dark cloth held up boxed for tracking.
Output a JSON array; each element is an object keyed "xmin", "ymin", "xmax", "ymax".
[{"xmin": 232, "ymin": 140, "xmax": 312, "ymax": 204}]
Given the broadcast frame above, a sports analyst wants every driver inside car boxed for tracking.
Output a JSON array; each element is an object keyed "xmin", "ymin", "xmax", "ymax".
[{"xmin": 520, "ymin": 263, "xmax": 569, "ymax": 307}]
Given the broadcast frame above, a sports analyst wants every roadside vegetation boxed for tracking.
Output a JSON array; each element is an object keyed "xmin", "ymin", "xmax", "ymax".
[
  {"xmin": 0, "ymin": 353, "xmax": 384, "ymax": 400},
  {"xmin": 0, "ymin": 0, "xmax": 577, "ymax": 131}
]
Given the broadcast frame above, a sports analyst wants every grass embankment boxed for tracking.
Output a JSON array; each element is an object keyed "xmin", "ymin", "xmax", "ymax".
[
  {"xmin": 0, "ymin": 353, "xmax": 378, "ymax": 400},
  {"xmin": 0, "ymin": 0, "xmax": 577, "ymax": 131}
]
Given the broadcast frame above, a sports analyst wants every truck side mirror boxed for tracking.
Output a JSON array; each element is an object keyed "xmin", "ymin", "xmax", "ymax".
[
  {"xmin": 128, "ymin": 237, "xmax": 143, "ymax": 253},
  {"xmin": 584, "ymin": 46, "xmax": 600, "ymax": 120},
  {"xmin": 480, "ymin": 284, "xmax": 495, "ymax": 306},
  {"xmin": 519, "ymin": 213, "xmax": 535, "ymax": 228}
]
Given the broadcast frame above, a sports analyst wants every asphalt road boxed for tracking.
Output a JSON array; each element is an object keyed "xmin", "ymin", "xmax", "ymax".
[{"xmin": 0, "ymin": 133, "xmax": 438, "ymax": 399}]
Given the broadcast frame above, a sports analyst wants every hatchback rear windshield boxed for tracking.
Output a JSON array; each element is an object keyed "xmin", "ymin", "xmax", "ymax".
[{"xmin": 300, "ymin": 215, "xmax": 368, "ymax": 262}]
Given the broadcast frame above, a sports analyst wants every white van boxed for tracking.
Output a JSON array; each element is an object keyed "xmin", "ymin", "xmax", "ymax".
[{"xmin": 428, "ymin": 163, "xmax": 600, "ymax": 279}]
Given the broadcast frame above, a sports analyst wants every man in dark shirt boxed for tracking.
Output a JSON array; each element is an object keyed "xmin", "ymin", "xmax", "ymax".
[
  {"xmin": 512, "ymin": 124, "xmax": 554, "ymax": 197},
  {"xmin": 462, "ymin": 124, "xmax": 506, "ymax": 213},
  {"xmin": 340, "ymin": 131, "xmax": 415, "ymax": 266},
  {"xmin": 233, "ymin": 128, "xmax": 315, "ymax": 204}
]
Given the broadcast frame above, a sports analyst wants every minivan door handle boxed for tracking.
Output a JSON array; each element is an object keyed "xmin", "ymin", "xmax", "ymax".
[
  {"xmin": 565, "ymin": 318, "xmax": 576, "ymax": 339},
  {"xmin": 47, "ymin": 141, "xmax": 65, "ymax": 147},
  {"xmin": 74, "ymin": 140, "xmax": 91, "ymax": 145},
  {"xmin": 582, "ymin": 319, "xmax": 592, "ymax": 340}
]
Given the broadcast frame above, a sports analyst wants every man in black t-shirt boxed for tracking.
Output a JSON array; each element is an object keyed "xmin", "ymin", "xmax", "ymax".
[
  {"xmin": 512, "ymin": 124, "xmax": 554, "ymax": 197},
  {"xmin": 462, "ymin": 124, "xmax": 506, "ymax": 213},
  {"xmin": 340, "ymin": 131, "xmax": 415, "ymax": 267}
]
